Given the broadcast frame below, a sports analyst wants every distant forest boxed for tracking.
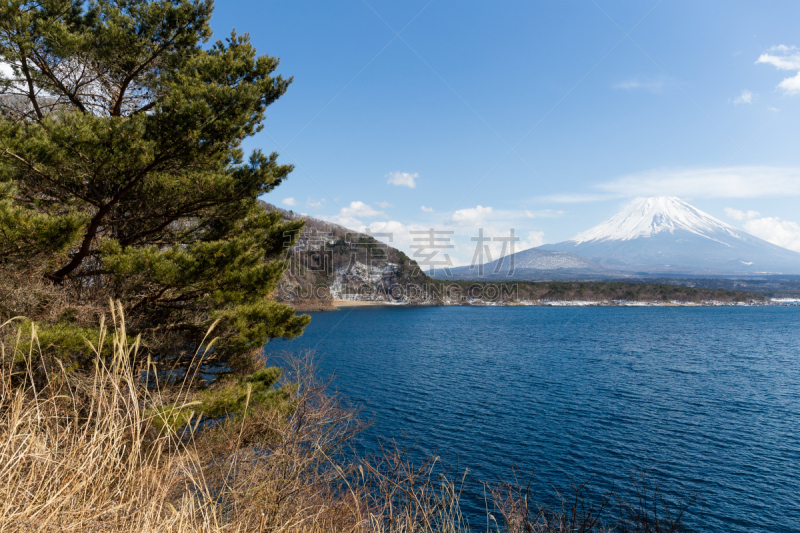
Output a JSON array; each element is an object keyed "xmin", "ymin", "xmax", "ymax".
[{"xmin": 430, "ymin": 280, "xmax": 767, "ymax": 304}]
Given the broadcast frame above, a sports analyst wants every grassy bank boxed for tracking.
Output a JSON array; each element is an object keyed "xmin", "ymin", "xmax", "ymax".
[{"xmin": 0, "ymin": 305, "xmax": 690, "ymax": 532}]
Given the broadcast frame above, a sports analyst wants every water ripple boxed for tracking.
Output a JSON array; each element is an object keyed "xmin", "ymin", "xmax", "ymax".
[{"xmin": 267, "ymin": 306, "xmax": 800, "ymax": 533}]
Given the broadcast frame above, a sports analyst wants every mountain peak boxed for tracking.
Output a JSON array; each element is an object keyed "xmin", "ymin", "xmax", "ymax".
[{"xmin": 568, "ymin": 196, "xmax": 742, "ymax": 244}]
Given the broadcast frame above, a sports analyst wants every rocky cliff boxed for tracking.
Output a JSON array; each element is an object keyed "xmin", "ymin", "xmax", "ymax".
[{"xmin": 262, "ymin": 203, "xmax": 435, "ymax": 310}]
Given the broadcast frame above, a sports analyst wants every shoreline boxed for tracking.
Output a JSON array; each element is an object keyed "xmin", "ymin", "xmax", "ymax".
[
  {"xmin": 332, "ymin": 299, "xmax": 403, "ymax": 308},
  {"xmin": 292, "ymin": 299, "xmax": 800, "ymax": 310}
]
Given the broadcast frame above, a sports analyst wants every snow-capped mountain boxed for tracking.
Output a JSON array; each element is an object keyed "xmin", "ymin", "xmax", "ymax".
[
  {"xmin": 568, "ymin": 197, "xmax": 748, "ymax": 244},
  {"xmin": 539, "ymin": 197, "xmax": 800, "ymax": 275}
]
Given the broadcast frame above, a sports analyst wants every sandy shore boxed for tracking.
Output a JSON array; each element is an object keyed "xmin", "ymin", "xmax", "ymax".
[{"xmin": 333, "ymin": 299, "xmax": 393, "ymax": 308}]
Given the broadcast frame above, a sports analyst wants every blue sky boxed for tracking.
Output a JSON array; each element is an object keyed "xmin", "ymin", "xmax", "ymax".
[{"xmin": 210, "ymin": 1, "xmax": 800, "ymax": 265}]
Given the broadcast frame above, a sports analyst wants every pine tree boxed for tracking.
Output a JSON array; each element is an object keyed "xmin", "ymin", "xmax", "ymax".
[{"xmin": 0, "ymin": 0, "xmax": 310, "ymax": 378}]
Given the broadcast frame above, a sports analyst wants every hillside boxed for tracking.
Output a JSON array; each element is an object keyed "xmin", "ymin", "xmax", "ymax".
[
  {"xmin": 440, "ymin": 248, "xmax": 615, "ymax": 280},
  {"xmin": 261, "ymin": 203, "xmax": 434, "ymax": 309}
]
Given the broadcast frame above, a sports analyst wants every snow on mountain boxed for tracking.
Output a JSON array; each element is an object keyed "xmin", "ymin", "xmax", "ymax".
[
  {"xmin": 570, "ymin": 197, "xmax": 747, "ymax": 244},
  {"xmin": 539, "ymin": 197, "xmax": 800, "ymax": 275}
]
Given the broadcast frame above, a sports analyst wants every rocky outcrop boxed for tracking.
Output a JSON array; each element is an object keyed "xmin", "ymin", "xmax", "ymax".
[{"xmin": 262, "ymin": 203, "xmax": 435, "ymax": 308}]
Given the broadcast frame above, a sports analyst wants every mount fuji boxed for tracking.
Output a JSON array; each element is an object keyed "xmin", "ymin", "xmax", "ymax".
[{"xmin": 538, "ymin": 197, "xmax": 800, "ymax": 275}]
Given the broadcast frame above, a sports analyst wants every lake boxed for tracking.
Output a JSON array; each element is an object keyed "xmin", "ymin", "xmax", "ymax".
[{"xmin": 266, "ymin": 306, "xmax": 800, "ymax": 532}]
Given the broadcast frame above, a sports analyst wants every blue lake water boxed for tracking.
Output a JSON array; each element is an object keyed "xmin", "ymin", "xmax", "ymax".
[{"xmin": 266, "ymin": 306, "xmax": 800, "ymax": 532}]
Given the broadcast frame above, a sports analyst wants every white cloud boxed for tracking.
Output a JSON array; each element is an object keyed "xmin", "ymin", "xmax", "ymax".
[
  {"xmin": 724, "ymin": 207, "xmax": 760, "ymax": 221},
  {"xmin": 598, "ymin": 166, "xmax": 800, "ymax": 198},
  {"xmin": 743, "ymin": 217, "xmax": 800, "ymax": 252},
  {"xmin": 340, "ymin": 200, "xmax": 386, "ymax": 219},
  {"xmin": 756, "ymin": 45, "xmax": 800, "ymax": 70},
  {"xmin": 723, "ymin": 207, "xmax": 800, "ymax": 252},
  {"xmin": 386, "ymin": 171, "xmax": 418, "ymax": 188},
  {"xmin": 544, "ymin": 167, "xmax": 800, "ymax": 204},
  {"xmin": 524, "ymin": 209, "xmax": 566, "ymax": 218},
  {"xmin": 366, "ymin": 220, "xmax": 428, "ymax": 253},
  {"xmin": 366, "ymin": 220, "xmax": 409, "ymax": 235},
  {"xmin": 281, "ymin": 197, "xmax": 296, "ymax": 207},
  {"xmin": 612, "ymin": 78, "xmax": 667, "ymax": 93},
  {"xmin": 306, "ymin": 197, "xmax": 324, "ymax": 208},
  {"xmin": 0, "ymin": 62, "xmax": 13, "ymax": 78},
  {"xmin": 777, "ymin": 74, "xmax": 800, "ymax": 94},
  {"xmin": 450, "ymin": 205, "xmax": 493, "ymax": 226},
  {"xmin": 359, "ymin": 204, "xmax": 550, "ymax": 267},
  {"xmin": 321, "ymin": 203, "xmax": 548, "ymax": 267},
  {"xmin": 375, "ymin": 201, "xmax": 393, "ymax": 208},
  {"xmin": 366, "ymin": 218, "xmax": 541, "ymax": 268},
  {"xmin": 732, "ymin": 90, "xmax": 754, "ymax": 104},
  {"xmin": 520, "ymin": 230, "xmax": 545, "ymax": 250},
  {"xmin": 318, "ymin": 200, "xmax": 388, "ymax": 231},
  {"xmin": 0, "ymin": 61, "xmax": 52, "ymax": 94},
  {"xmin": 534, "ymin": 194, "xmax": 617, "ymax": 203},
  {"xmin": 420, "ymin": 206, "xmax": 434, "ymax": 213},
  {"xmin": 756, "ymin": 45, "xmax": 800, "ymax": 94},
  {"xmin": 322, "ymin": 215, "xmax": 363, "ymax": 230}
]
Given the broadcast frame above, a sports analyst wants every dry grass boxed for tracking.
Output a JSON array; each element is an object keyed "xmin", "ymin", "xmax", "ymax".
[
  {"xmin": 0, "ymin": 304, "xmax": 217, "ymax": 532},
  {"xmin": 0, "ymin": 302, "xmax": 691, "ymax": 533}
]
